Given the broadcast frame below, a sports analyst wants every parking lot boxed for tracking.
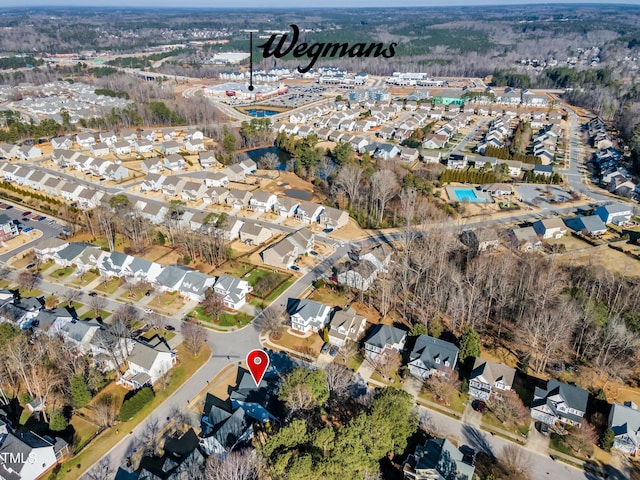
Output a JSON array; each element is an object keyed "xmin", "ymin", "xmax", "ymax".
[{"xmin": 0, "ymin": 203, "xmax": 70, "ymax": 263}]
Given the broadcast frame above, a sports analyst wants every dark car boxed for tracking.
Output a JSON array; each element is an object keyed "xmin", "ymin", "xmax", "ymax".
[
  {"xmin": 25, "ymin": 263, "xmax": 35, "ymax": 269},
  {"xmin": 473, "ymin": 400, "xmax": 487, "ymax": 413},
  {"xmin": 5, "ymin": 205, "xmax": 12, "ymax": 210},
  {"xmin": 536, "ymin": 422, "xmax": 549, "ymax": 436},
  {"xmin": 290, "ymin": 265, "xmax": 300, "ymax": 271},
  {"xmin": 88, "ymin": 292, "xmax": 98, "ymax": 297},
  {"xmin": 22, "ymin": 211, "xmax": 31, "ymax": 217},
  {"xmin": 37, "ymin": 216, "xmax": 46, "ymax": 221},
  {"xmin": 166, "ymin": 325, "xmax": 175, "ymax": 331},
  {"xmin": 145, "ymin": 290, "xmax": 151, "ymax": 296},
  {"xmin": 320, "ymin": 343, "xmax": 331, "ymax": 355},
  {"xmin": 329, "ymin": 346, "xmax": 339, "ymax": 357},
  {"xmin": 12, "ymin": 219, "xmax": 20, "ymax": 225}
]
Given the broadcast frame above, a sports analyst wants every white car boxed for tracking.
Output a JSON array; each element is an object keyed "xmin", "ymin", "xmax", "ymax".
[{"xmin": 144, "ymin": 308, "xmax": 153, "ymax": 314}]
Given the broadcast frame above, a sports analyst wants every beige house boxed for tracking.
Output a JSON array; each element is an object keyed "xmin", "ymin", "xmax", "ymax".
[
  {"xmin": 328, "ymin": 307, "xmax": 367, "ymax": 347},
  {"xmin": 239, "ymin": 223, "xmax": 272, "ymax": 246}
]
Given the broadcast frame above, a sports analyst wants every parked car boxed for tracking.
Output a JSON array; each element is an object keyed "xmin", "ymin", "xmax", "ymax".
[
  {"xmin": 310, "ymin": 250, "xmax": 319, "ymax": 256},
  {"xmin": 329, "ymin": 346, "xmax": 339, "ymax": 356},
  {"xmin": 473, "ymin": 400, "xmax": 487, "ymax": 413},
  {"xmin": 536, "ymin": 422, "xmax": 549, "ymax": 436},
  {"xmin": 166, "ymin": 325, "xmax": 175, "ymax": 331},
  {"xmin": 25, "ymin": 263, "xmax": 35, "ymax": 269},
  {"xmin": 5, "ymin": 205, "xmax": 12, "ymax": 210},
  {"xmin": 22, "ymin": 211, "xmax": 31, "ymax": 217},
  {"xmin": 11, "ymin": 219, "xmax": 20, "ymax": 225},
  {"xmin": 290, "ymin": 265, "xmax": 300, "ymax": 271},
  {"xmin": 320, "ymin": 342, "xmax": 331, "ymax": 355},
  {"xmin": 23, "ymin": 227, "xmax": 33, "ymax": 233},
  {"xmin": 37, "ymin": 216, "xmax": 46, "ymax": 221},
  {"xmin": 144, "ymin": 308, "xmax": 153, "ymax": 314},
  {"xmin": 88, "ymin": 292, "xmax": 98, "ymax": 297}
]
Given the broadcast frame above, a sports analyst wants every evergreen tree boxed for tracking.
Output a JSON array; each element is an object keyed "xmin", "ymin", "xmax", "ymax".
[
  {"xmin": 601, "ymin": 428, "xmax": 615, "ymax": 451},
  {"xmin": 71, "ymin": 375, "xmax": 92, "ymax": 408},
  {"xmin": 49, "ymin": 410, "xmax": 68, "ymax": 432},
  {"xmin": 459, "ymin": 326, "xmax": 481, "ymax": 363}
]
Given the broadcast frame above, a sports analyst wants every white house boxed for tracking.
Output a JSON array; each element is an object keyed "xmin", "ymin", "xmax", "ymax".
[
  {"xmin": 119, "ymin": 337, "xmax": 176, "ymax": 390},
  {"xmin": 609, "ymin": 402, "xmax": 640, "ymax": 455},
  {"xmin": 276, "ymin": 197, "xmax": 300, "ymax": 218},
  {"xmin": 295, "ymin": 201, "xmax": 324, "ymax": 224},
  {"xmin": 596, "ymin": 203, "xmax": 633, "ymax": 226},
  {"xmin": 287, "ymin": 298, "xmax": 332, "ymax": 334},
  {"xmin": 249, "ymin": 190, "xmax": 277, "ymax": 212},
  {"xmin": 213, "ymin": 275, "xmax": 252, "ymax": 311}
]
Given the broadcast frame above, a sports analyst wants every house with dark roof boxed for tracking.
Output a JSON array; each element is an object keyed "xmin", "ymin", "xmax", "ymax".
[
  {"xmin": 469, "ymin": 359, "xmax": 516, "ymax": 400},
  {"xmin": 408, "ymin": 335, "xmax": 459, "ymax": 379},
  {"xmin": 531, "ymin": 379, "xmax": 588, "ymax": 427},
  {"xmin": 403, "ymin": 437, "xmax": 475, "ymax": 480},
  {"xmin": 363, "ymin": 324, "xmax": 407, "ymax": 360},
  {"xmin": 133, "ymin": 428, "xmax": 205, "ymax": 480},
  {"xmin": 59, "ymin": 319, "xmax": 102, "ymax": 354},
  {"xmin": 564, "ymin": 215, "xmax": 607, "ymax": 237},
  {"xmin": 609, "ymin": 401, "xmax": 640, "ymax": 455},
  {"xmin": 154, "ymin": 265, "xmax": 188, "ymax": 293},
  {"xmin": 0, "ymin": 431, "xmax": 67, "ymax": 480},
  {"xmin": 596, "ymin": 203, "xmax": 633, "ymax": 226},
  {"xmin": 327, "ymin": 307, "xmax": 367, "ymax": 347},
  {"xmin": 287, "ymin": 298, "xmax": 332, "ymax": 334}
]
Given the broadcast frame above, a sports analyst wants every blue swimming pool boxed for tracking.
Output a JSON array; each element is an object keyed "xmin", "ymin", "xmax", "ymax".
[{"xmin": 453, "ymin": 188, "xmax": 486, "ymax": 203}]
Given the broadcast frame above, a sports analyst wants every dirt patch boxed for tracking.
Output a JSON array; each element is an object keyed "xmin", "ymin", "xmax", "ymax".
[
  {"xmin": 555, "ymin": 246, "xmax": 640, "ymax": 278},
  {"xmin": 325, "ymin": 217, "xmax": 367, "ymax": 241},
  {"xmin": 350, "ymin": 301, "xmax": 381, "ymax": 324}
]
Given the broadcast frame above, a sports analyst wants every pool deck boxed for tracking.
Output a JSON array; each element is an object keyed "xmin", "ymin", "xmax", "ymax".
[{"xmin": 445, "ymin": 186, "xmax": 494, "ymax": 203}]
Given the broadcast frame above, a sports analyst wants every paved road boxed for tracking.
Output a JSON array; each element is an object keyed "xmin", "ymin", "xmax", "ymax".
[
  {"xmin": 0, "ymin": 208, "xmax": 67, "ymax": 263},
  {"xmin": 421, "ymin": 406, "xmax": 605, "ymax": 480}
]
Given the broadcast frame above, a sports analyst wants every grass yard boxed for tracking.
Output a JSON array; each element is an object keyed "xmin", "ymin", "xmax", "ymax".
[
  {"xmin": 308, "ymin": 286, "xmax": 351, "ymax": 308},
  {"xmin": 556, "ymin": 245, "xmax": 640, "ymax": 278},
  {"xmin": 264, "ymin": 279, "xmax": 294, "ymax": 303},
  {"xmin": 420, "ymin": 389, "xmax": 468, "ymax": 415},
  {"xmin": 271, "ymin": 330, "xmax": 323, "ymax": 358},
  {"xmin": 55, "ymin": 344, "xmax": 211, "ymax": 480},
  {"xmin": 335, "ymin": 351, "xmax": 365, "ymax": 371},
  {"xmin": 95, "ymin": 277, "xmax": 121, "ymax": 295},
  {"xmin": 212, "ymin": 260, "xmax": 255, "ymax": 279},
  {"xmin": 148, "ymin": 291, "xmax": 184, "ymax": 314},
  {"xmin": 80, "ymin": 310, "xmax": 111, "ymax": 321},
  {"xmin": 70, "ymin": 269, "xmax": 99, "ymax": 287},
  {"xmin": 69, "ymin": 415, "xmax": 101, "ymax": 453},
  {"xmin": 49, "ymin": 266, "xmax": 75, "ymax": 279},
  {"xmin": 550, "ymin": 432, "xmax": 574, "ymax": 456},
  {"xmin": 481, "ymin": 410, "xmax": 530, "ymax": 437},
  {"xmin": 120, "ymin": 284, "xmax": 149, "ymax": 302},
  {"xmin": 0, "ymin": 279, "xmax": 10, "ymax": 289},
  {"xmin": 141, "ymin": 329, "xmax": 176, "ymax": 342},
  {"xmin": 190, "ymin": 306, "xmax": 253, "ymax": 328},
  {"xmin": 21, "ymin": 288, "xmax": 44, "ymax": 298}
]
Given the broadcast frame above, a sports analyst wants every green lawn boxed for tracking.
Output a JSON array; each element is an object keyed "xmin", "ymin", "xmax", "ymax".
[
  {"xmin": 70, "ymin": 270, "xmax": 99, "ymax": 287},
  {"xmin": 80, "ymin": 310, "xmax": 111, "ymax": 321},
  {"xmin": 420, "ymin": 389, "xmax": 468, "ymax": 415},
  {"xmin": 190, "ymin": 306, "xmax": 253, "ymax": 328},
  {"xmin": 308, "ymin": 286, "xmax": 351, "ymax": 308},
  {"xmin": 50, "ymin": 266, "xmax": 75, "ymax": 279},
  {"xmin": 482, "ymin": 410, "xmax": 530, "ymax": 437},
  {"xmin": 550, "ymin": 433, "xmax": 573, "ymax": 456},
  {"xmin": 141, "ymin": 329, "xmax": 176, "ymax": 342},
  {"xmin": 245, "ymin": 267, "xmax": 275, "ymax": 285},
  {"xmin": 54, "ymin": 344, "xmax": 211, "ymax": 480},
  {"xmin": 95, "ymin": 277, "xmax": 121, "ymax": 295},
  {"xmin": 69, "ymin": 301, "xmax": 84, "ymax": 311},
  {"xmin": 0, "ymin": 280, "xmax": 10, "ymax": 289},
  {"xmin": 264, "ymin": 279, "xmax": 294, "ymax": 303},
  {"xmin": 21, "ymin": 288, "xmax": 44, "ymax": 298},
  {"xmin": 212, "ymin": 261, "xmax": 255, "ymax": 278},
  {"xmin": 119, "ymin": 284, "xmax": 149, "ymax": 302},
  {"xmin": 70, "ymin": 415, "xmax": 101, "ymax": 453}
]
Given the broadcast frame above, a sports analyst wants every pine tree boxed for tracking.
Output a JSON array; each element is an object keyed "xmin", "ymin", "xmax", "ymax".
[
  {"xmin": 71, "ymin": 375, "xmax": 92, "ymax": 408},
  {"xmin": 459, "ymin": 326, "xmax": 481, "ymax": 363}
]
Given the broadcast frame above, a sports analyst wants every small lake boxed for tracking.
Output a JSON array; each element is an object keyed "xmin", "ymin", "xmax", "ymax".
[
  {"xmin": 245, "ymin": 109, "xmax": 279, "ymax": 117},
  {"xmin": 245, "ymin": 146, "xmax": 292, "ymax": 171},
  {"xmin": 285, "ymin": 189, "xmax": 313, "ymax": 201}
]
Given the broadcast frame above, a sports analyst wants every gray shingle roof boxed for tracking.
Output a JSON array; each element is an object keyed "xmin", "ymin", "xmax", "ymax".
[
  {"xmin": 365, "ymin": 324, "xmax": 406, "ymax": 349},
  {"xmin": 410, "ymin": 335, "xmax": 459, "ymax": 371}
]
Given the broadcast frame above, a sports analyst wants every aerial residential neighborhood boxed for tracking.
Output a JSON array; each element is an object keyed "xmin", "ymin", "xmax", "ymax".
[{"xmin": 1, "ymin": 3, "xmax": 640, "ymax": 480}]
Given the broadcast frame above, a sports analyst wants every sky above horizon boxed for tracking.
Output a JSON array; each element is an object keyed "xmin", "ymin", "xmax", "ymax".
[{"xmin": 3, "ymin": 0, "xmax": 640, "ymax": 7}]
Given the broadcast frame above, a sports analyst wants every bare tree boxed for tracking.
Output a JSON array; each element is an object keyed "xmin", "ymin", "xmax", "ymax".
[
  {"xmin": 82, "ymin": 456, "xmax": 114, "ymax": 480},
  {"xmin": 282, "ymin": 382, "xmax": 315, "ymax": 414},
  {"xmin": 565, "ymin": 422, "xmax": 598, "ymax": 457},
  {"xmin": 201, "ymin": 289, "xmax": 225, "ymax": 321},
  {"xmin": 147, "ymin": 312, "xmax": 167, "ymax": 332},
  {"xmin": 368, "ymin": 349, "xmax": 401, "ymax": 381},
  {"xmin": 17, "ymin": 271, "xmax": 38, "ymax": 292},
  {"xmin": 335, "ymin": 340, "xmax": 358, "ymax": 365},
  {"xmin": 489, "ymin": 390, "xmax": 529, "ymax": 426},
  {"xmin": 60, "ymin": 288, "xmax": 81, "ymax": 308},
  {"xmin": 205, "ymin": 449, "xmax": 262, "ymax": 480},
  {"xmin": 370, "ymin": 169, "xmax": 399, "ymax": 224},
  {"xmin": 501, "ymin": 444, "xmax": 532, "ymax": 480},
  {"xmin": 92, "ymin": 393, "xmax": 118, "ymax": 428},
  {"xmin": 333, "ymin": 163, "xmax": 363, "ymax": 208},
  {"xmin": 322, "ymin": 363, "xmax": 353, "ymax": 398},
  {"xmin": 424, "ymin": 367, "xmax": 461, "ymax": 406},
  {"xmin": 254, "ymin": 308, "xmax": 286, "ymax": 340},
  {"xmin": 418, "ymin": 409, "xmax": 439, "ymax": 437},
  {"xmin": 181, "ymin": 322, "xmax": 207, "ymax": 356},
  {"xmin": 259, "ymin": 152, "xmax": 279, "ymax": 170},
  {"xmin": 89, "ymin": 295, "xmax": 107, "ymax": 317}
]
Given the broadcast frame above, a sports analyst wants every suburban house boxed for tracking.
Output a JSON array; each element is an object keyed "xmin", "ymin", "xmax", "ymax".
[
  {"xmin": 469, "ymin": 359, "xmax": 516, "ymax": 400},
  {"xmin": 213, "ymin": 275, "xmax": 252, "ymax": 311},
  {"xmin": 203, "ymin": 171, "xmax": 228, "ymax": 188},
  {"xmin": 327, "ymin": 307, "xmax": 367, "ymax": 347},
  {"xmin": 239, "ymin": 223, "xmax": 272, "ymax": 246},
  {"xmin": 403, "ymin": 437, "xmax": 475, "ymax": 480},
  {"xmin": 287, "ymin": 298, "xmax": 333, "ymax": 333},
  {"xmin": 531, "ymin": 379, "xmax": 589, "ymax": 427},
  {"xmin": 564, "ymin": 215, "xmax": 608, "ymax": 237},
  {"xmin": 609, "ymin": 402, "xmax": 640, "ymax": 455},
  {"xmin": 185, "ymin": 138, "xmax": 205, "ymax": 152},
  {"xmin": 261, "ymin": 228, "xmax": 314, "ymax": 269},
  {"xmin": 596, "ymin": 203, "xmax": 633, "ymax": 226},
  {"xmin": 199, "ymin": 151, "xmax": 219, "ymax": 169},
  {"xmin": 51, "ymin": 136, "xmax": 72, "ymax": 149},
  {"xmin": 320, "ymin": 206, "xmax": 350, "ymax": 231},
  {"xmin": 104, "ymin": 164, "xmax": 129, "ymax": 182},
  {"xmin": 99, "ymin": 131, "xmax": 117, "ymax": 145},
  {"xmin": 176, "ymin": 179, "xmax": 207, "ymax": 202},
  {"xmin": 334, "ymin": 259, "xmax": 378, "ymax": 291},
  {"xmin": 135, "ymin": 139, "xmax": 155, "ymax": 153},
  {"xmin": 215, "ymin": 216, "xmax": 244, "ymax": 241},
  {"xmin": 59, "ymin": 319, "xmax": 102, "ymax": 355},
  {"xmin": 141, "ymin": 157, "xmax": 164, "ymax": 174},
  {"xmin": 203, "ymin": 187, "xmax": 229, "ymax": 205},
  {"xmin": 0, "ymin": 431, "xmax": 67, "ymax": 480},
  {"xmin": 239, "ymin": 159, "xmax": 257, "ymax": 175},
  {"xmin": 447, "ymin": 153, "xmax": 467, "ymax": 170},
  {"xmin": 407, "ymin": 335, "xmax": 459, "ymax": 379},
  {"xmin": 249, "ymin": 190, "xmax": 277, "ymax": 212},
  {"xmin": 90, "ymin": 142, "xmax": 110, "ymax": 157},
  {"xmin": 140, "ymin": 173, "xmax": 166, "ymax": 192},
  {"xmin": 76, "ymin": 133, "xmax": 96, "ymax": 147},
  {"xmin": 141, "ymin": 129, "xmax": 157, "ymax": 142},
  {"xmin": 112, "ymin": 141, "xmax": 131, "ymax": 155},
  {"xmin": 511, "ymin": 226, "xmax": 542, "ymax": 251},
  {"xmin": 179, "ymin": 271, "xmax": 216, "ymax": 302},
  {"xmin": 533, "ymin": 217, "xmax": 568, "ymax": 239},
  {"xmin": 363, "ymin": 324, "xmax": 407, "ymax": 360},
  {"xmin": 0, "ymin": 214, "xmax": 19, "ymax": 241},
  {"xmin": 225, "ymin": 164, "xmax": 246, "ymax": 182},
  {"xmin": 226, "ymin": 189, "xmax": 252, "ymax": 209},
  {"xmin": 164, "ymin": 153, "xmax": 186, "ymax": 171},
  {"xmin": 276, "ymin": 197, "xmax": 300, "ymax": 218},
  {"xmin": 162, "ymin": 141, "xmax": 182, "ymax": 155},
  {"xmin": 119, "ymin": 336, "xmax": 177, "ymax": 390},
  {"xmin": 295, "ymin": 201, "xmax": 324, "ymax": 224}
]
